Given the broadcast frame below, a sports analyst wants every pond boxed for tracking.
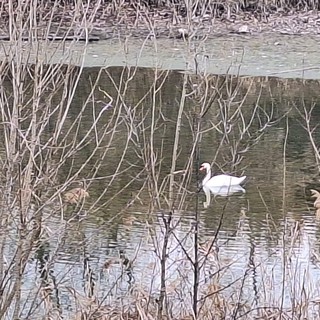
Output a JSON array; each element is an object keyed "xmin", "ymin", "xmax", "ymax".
[
  {"xmin": 1, "ymin": 63, "xmax": 320, "ymax": 319},
  {"xmin": 2, "ymin": 34, "xmax": 320, "ymax": 79}
]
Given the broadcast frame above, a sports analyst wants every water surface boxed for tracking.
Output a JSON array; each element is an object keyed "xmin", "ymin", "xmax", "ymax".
[
  {"xmin": 3, "ymin": 66, "xmax": 320, "ymax": 319},
  {"xmin": 2, "ymin": 34, "xmax": 320, "ymax": 78}
]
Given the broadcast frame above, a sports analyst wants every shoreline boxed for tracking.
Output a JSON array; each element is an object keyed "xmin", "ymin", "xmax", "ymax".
[
  {"xmin": 1, "ymin": 2, "xmax": 320, "ymax": 79},
  {"xmin": 1, "ymin": 2, "xmax": 320, "ymax": 41}
]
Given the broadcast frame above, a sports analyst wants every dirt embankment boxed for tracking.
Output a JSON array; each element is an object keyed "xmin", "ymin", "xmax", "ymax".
[{"xmin": 1, "ymin": 1, "xmax": 320, "ymax": 41}]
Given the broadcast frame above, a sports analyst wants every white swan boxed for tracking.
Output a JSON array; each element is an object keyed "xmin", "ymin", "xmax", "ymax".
[{"xmin": 200, "ymin": 162, "xmax": 246, "ymax": 188}]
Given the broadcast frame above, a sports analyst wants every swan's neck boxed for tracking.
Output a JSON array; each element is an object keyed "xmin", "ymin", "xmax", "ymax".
[{"xmin": 203, "ymin": 168, "xmax": 211, "ymax": 185}]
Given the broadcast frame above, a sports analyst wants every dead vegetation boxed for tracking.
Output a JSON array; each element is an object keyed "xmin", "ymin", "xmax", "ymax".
[
  {"xmin": 310, "ymin": 189, "xmax": 320, "ymax": 218},
  {"xmin": 63, "ymin": 187, "xmax": 89, "ymax": 204},
  {"xmin": 0, "ymin": 0, "xmax": 319, "ymax": 39}
]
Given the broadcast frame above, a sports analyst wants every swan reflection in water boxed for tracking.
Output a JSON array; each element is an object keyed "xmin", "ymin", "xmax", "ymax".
[{"xmin": 202, "ymin": 185, "xmax": 245, "ymax": 208}]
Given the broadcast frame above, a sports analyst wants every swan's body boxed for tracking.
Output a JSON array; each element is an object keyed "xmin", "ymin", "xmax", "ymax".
[
  {"xmin": 205, "ymin": 185, "xmax": 246, "ymax": 197},
  {"xmin": 200, "ymin": 162, "xmax": 246, "ymax": 188}
]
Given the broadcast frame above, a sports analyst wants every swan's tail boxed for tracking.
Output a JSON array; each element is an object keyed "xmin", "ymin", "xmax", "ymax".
[{"xmin": 238, "ymin": 176, "xmax": 246, "ymax": 185}]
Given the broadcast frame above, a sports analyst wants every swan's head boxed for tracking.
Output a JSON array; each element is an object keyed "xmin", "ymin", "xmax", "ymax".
[{"xmin": 199, "ymin": 162, "xmax": 211, "ymax": 172}]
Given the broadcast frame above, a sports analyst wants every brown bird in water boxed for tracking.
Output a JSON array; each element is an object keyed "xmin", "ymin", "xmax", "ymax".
[
  {"xmin": 63, "ymin": 188, "xmax": 89, "ymax": 205},
  {"xmin": 310, "ymin": 189, "xmax": 320, "ymax": 217}
]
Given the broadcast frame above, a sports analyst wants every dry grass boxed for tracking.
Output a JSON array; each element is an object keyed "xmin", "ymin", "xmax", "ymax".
[{"xmin": 0, "ymin": 0, "xmax": 319, "ymax": 42}]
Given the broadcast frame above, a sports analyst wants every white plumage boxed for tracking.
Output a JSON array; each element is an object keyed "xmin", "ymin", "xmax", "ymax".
[{"xmin": 200, "ymin": 162, "xmax": 246, "ymax": 188}]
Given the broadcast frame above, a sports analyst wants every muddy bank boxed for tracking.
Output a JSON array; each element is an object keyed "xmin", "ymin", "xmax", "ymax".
[{"xmin": 1, "ymin": 1, "xmax": 320, "ymax": 40}]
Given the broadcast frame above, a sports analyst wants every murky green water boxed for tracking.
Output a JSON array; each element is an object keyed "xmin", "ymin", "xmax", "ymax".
[
  {"xmin": 3, "ymin": 65, "xmax": 320, "ymax": 319},
  {"xmin": 2, "ymin": 34, "xmax": 320, "ymax": 79}
]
